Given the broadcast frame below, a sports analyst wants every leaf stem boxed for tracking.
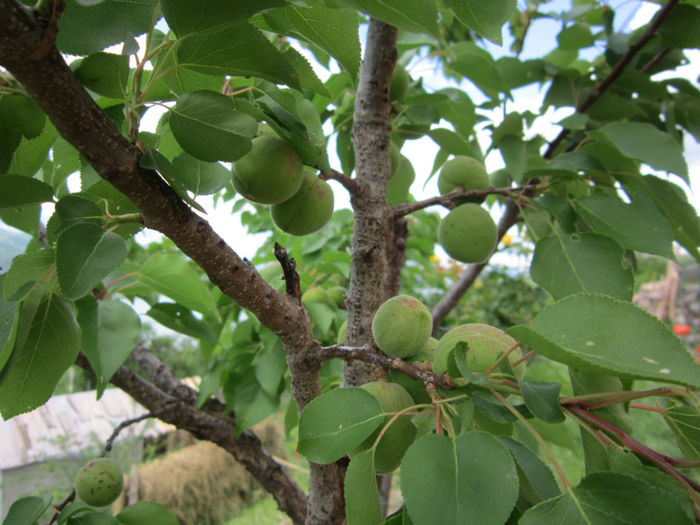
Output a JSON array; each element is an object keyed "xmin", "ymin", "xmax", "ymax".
[{"xmin": 492, "ymin": 390, "xmax": 571, "ymax": 490}]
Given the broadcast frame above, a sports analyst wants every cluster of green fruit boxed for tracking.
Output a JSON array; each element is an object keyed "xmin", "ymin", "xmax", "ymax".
[
  {"xmin": 341, "ymin": 295, "xmax": 524, "ymax": 474},
  {"xmin": 371, "ymin": 294, "xmax": 523, "ymax": 377},
  {"xmin": 232, "ymin": 135, "xmax": 334, "ymax": 236},
  {"xmin": 74, "ymin": 457, "xmax": 124, "ymax": 507}
]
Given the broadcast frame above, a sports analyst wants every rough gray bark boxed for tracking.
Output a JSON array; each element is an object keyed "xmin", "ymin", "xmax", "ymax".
[{"xmin": 345, "ymin": 18, "xmax": 398, "ymax": 387}]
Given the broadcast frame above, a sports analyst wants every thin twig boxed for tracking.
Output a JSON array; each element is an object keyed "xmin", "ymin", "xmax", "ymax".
[
  {"xmin": 320, "ymin": 344, "xmax": 453, "ymax": 390},
  {"xmin": 544, "ymin": 0, "xmax": 680, "ymax": 159},
  {"xmin": 392, "ymin": 185, "xmax": 538, "ymax": 218},
  {"xmin": 274, "ymin": 242, "xmax": 301, "ymax": 303},
  {"xmin": 320, "ymin": 170, "xmax": 360, "ymax": 194}
]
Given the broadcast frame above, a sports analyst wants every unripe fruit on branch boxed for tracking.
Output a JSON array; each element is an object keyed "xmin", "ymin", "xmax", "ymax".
[
  {"xmin": 411, "ymin": 336, "xmax": 439, "ymax": 363},
  {"xmin": 355, "ymin": 380, "xmax": 417, "ymax": 474},
  {"xmin": 301, "ymin": 286, "xmax": 331, "ymax": 306},
  {"xmin": 387, "ymin": 155, "xmax": 415, "ymax": 205},
  {"xmin": 372, "ymin": 295, "xmax": 432, "ymax": 359},
  {"xmin": 432, "ymin": 323, "xmax": 524, "ymax": 378},
  {"xmin": 437, "ymin": 156, "xmax": 490, "ymax": 204},
  {"xmin": 390, "ymin": 65, "xmax": 410, "ymax": 101},
  {"xmin": 74, "ymin": 458, "xmax": 123, "ymax": 507},
  {"xmin": 271, "ymin": 170, "xmax": 334, "ymax": 235},
  {"xmin": 438, "ymin": 203, "xmax": 497, "ymax": 263},
  {"xmin": 232, "ymin": 136, "xmax": 303, "ymax": 204}
]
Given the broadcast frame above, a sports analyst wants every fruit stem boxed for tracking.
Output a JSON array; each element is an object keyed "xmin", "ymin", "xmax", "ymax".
[{"xmin": 484, "ymin": 341, "xmax": 522, "ymax": 376}]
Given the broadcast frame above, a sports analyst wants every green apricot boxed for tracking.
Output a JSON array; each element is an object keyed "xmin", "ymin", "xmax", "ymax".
[
  {"xmin": 74, "ymin": 458, "xmax": 123, "ymax": 507},
  {"xmin": 438, "ymin": 203, "xmax": 497, "ymax": 263},
  {"xmin": 390, "ymin": 65, "xmax": 410, "ymax": 101},
  {"xmin": 327, "ymin": 285, "xmax": 346, "ymax": 307},
  {"xmin": 411, "ymin": 336, "xmax": 438, "ymax": 363},
  {"xmin": 271, "ymin": 170, "xmax": 334, "ymax": 236},
  {"xmin": 372, "ymin": 295, "xmax": 432, "ymax": 359},
  {"xmin": 387, "ymin": 155, "xmax": 415, "ymax": 205},
  {"xmin": 356, "ymin": 380, "xmax": 417, "ymax": 474},
  {"xmin": 232, "ymin": 136, "xmax": 303, "ymax": 204},
  {"xmin": 337, "ymin": 319, "xmax": 347, "ymax": 344},
  {"xmin": 490, "ymin": 168, "xmax": 511, "ymax": 189},
  {"xmin": 432, "ymin": 323, "xmax": 524, "ymax": 378},
  {"xmin": 437, "ymin": 156, "xmax": 490, "ymax": 204},
  {"xmin": 390, "ymin": 142, "xmax": 401, "ymax": 176},
  {"xmin": 302, "ymin": 286, "xmax": 331, "ymax": 305}
]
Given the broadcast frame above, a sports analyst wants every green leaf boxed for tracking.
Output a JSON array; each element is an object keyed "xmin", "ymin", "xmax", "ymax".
[
  {"xmin": 2, "ymin": 496, "xmax": 51, "ymax": 525},
  {"xmin": 0, "ymin": 206, "xmax": 40, "ymax": 235},
  {"xmin": 663, "ymin": 405, "xmax": 700, "ymax": 459},
  {"xmin": 592, "ymin": 122, "xmax": 688, "ymax": 180},
  {"xmin": 138, "ymin": 253, "xmax": 219, "ymax": 320},
  {"xmin": 176, "ymin": 22, "xmax": 300, "ymax": 89},
  {"xmin": 255, "ymin": 84, "xmax": 331, "ymax": 171},
  {"xmin": 139, "ymin": 148, "xmax": 206, "ymax": 213},
  {"xmin": 297, "ymin": 387, "xmax": 383, "ymax": 464},
  {"xmin": 508, "ymin": 293, "xmax": 700, "ymax": 388},
  {"xmin": 574, "ymin": 188, "xmax": 675, "ymax": 258},
  {"xmin": 0, "ymin": 281, "xmax": 19, "ymax": 373},
  {"xmin": 0, "ymin": 95, "xmax": 46, "ymax": 139},
  {"xmin": 46, "ymin": 195, "xmax": 103, "ymax": 242},
  {"xmin": 146, "ymin": 303, "xmax": 217, "ymax": 341},
  {"xmin": 56, "ymin": 223, "xmax": 128, "ymax": 300},
  {"xmin": 445, "ymin": 0, "xmax": 516, "ymax": 45},
  {"xmin": 401, "ymin": 432, "xmax": 518, "ymax": 525},
  {"xmin": 659, "ymin": 4, "xmax": 700, "ymax": 49},
  {"xmin": 607, "ymin": 448, "xmax": 696, "ymax": 521},
  {"xmin": 93, "ymin": 300, "xmax": 141, "ymax": 398},
  {"xmin": 225, "ymin": 372, "xmax": 279, "ymax": 432},
  {"xmin": 3, "ymin": 250, "xmax": 55, "ymax": 301},
  {"xmin": 9, "ymin": 121, "xmax": 58, "ymax": 178},
  {"xmin": 161, "ymin": 0, "xmax": 286, "ymax": 36},
  {"xmin": 0, "ymin": 176, "xmax": 54, "ymax": 208},
  {"xmin": 264, "ymin": 0, "xmax": 361, "ymax": 82},
  {"xmin": 530, "ymin": 233, "xmax": 634, "ymax": 301},
  {"xmin": 519, "ymin": 380, "xmax": 564, "ymax": 424},
  {"xmin": 499, "ymin": 436, "xmax": 560, "ymax": 504},
  {"xmin": 345, "ymin": 449, "xmax": 382, "ymax": 525},
  {"xmin": 281, "ymin": 46, "xmax": 331, "ymax": 96},
  {"xmin": 169, "ymin": 91, "xmax": 257, "ymax": 162},
  {"xmin": 557, "ymin": 23, "xmax": 595, "ymax": 50},
  {"xmin": 639, "ymin": 175, "xmax": 700, "ymax": 261},
  {"xmin": 74, "ymin": 52, "xmax": 130, "ymax": 99},
  {"xmin": 0, "ymin": 296, "xmax": 80, "ymax": 419},
  {"xmin": 334, "ymin": 0, "xmax": 440, "ymax": 38},
  {"xmin": 255, "ymin": 339, "xmax": 286, "ymax": 397},
  {"xmin": 57, "ymin": 0, "xmax": 158, "ymax": 55},
  {"xmin": 520, "ymin": 472, "xmax": 693, "ymax": 525},
  {"xmin": 115, "ymin": 501, "xmax": 179, "ymax": 525},
  {"xmin": 446, "ymin": 43, "xmax": 507, "ymax": 99}
]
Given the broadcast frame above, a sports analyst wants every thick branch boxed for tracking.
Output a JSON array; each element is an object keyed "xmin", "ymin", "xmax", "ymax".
[
  {"xmin": 544, "ymin": 0, "xmax": 679, "ymax": 159},
  {"xmin": 75, "ymin": 354, "xmax": 308, "ymax": 525},
  {"xmin": 431, "ymin": 199, "xmax": 521, "ymax": 330},
  {"xmin": 344, "ymin": 19, "xmax": 398, "ymax": 388}
]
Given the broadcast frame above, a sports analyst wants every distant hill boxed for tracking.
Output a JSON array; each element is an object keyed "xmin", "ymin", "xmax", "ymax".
[{"xmin": 0, "ymin": 227, "xmax": 30, "ymax": 272}]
